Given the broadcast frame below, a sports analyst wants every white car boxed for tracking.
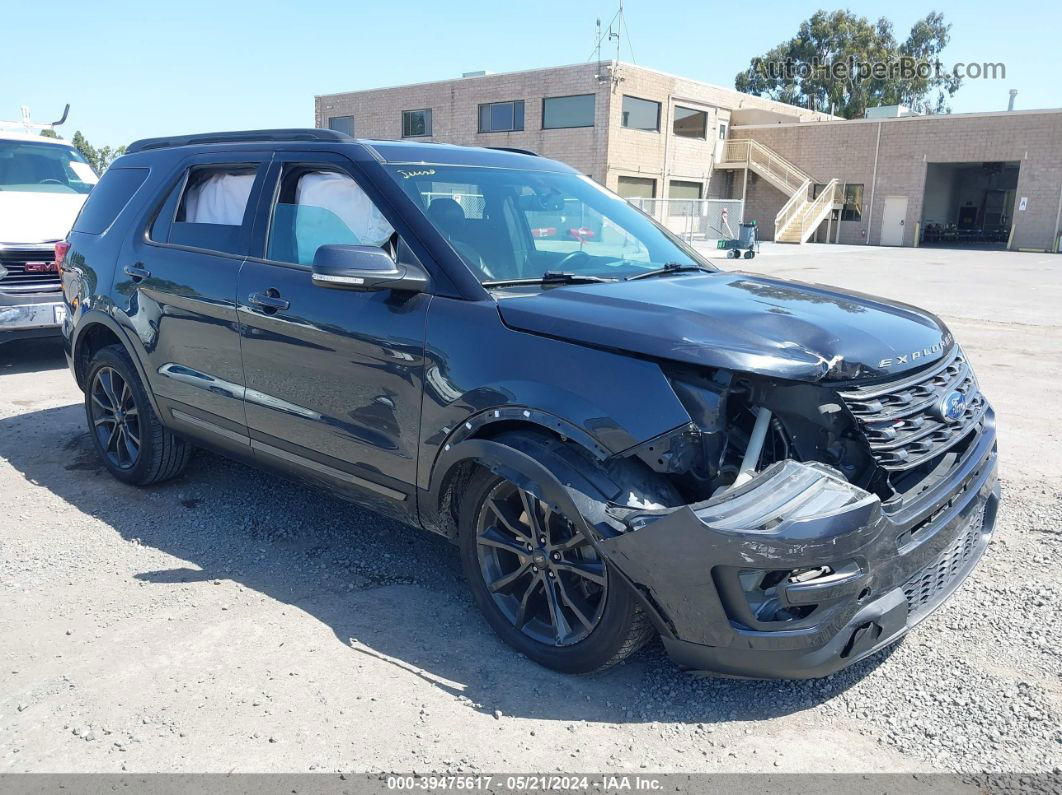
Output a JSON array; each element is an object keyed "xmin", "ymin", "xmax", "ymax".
[{"xmin": 0, "ymin": 129, "xmax": 97, "ymax": 344}]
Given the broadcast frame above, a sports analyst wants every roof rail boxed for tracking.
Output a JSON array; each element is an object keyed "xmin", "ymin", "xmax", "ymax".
[
  {"xmin": 126, "ymin": 128, "xmax": 354, "ymax": 154},
  {"xmin": 486, "ymin": 146, "xmax": 539, "ymax": 157}
]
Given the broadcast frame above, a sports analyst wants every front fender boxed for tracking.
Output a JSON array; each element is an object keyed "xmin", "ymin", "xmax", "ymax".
[{"xmin": 416, "ymin": 297, "xmax": 693, "ymax": 493}]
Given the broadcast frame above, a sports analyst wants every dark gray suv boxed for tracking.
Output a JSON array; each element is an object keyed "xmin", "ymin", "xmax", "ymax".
[{"xmin": 60, "ymin": 129, "xmax": 998, "ymax": 677}]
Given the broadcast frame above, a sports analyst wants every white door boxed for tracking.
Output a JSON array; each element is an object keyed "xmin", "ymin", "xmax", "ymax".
[{"xmin": 880, "ymin": 196, "xmax": 908, "ymax": 246}]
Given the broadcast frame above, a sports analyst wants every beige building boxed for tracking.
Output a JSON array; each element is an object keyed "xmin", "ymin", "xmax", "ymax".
[
  {"xmin": 315, "ymin": 61, "xmax": 830, "ymax": 201},
  {"xmin": 726, "ymin": 109, "xmax": 1062, "ymax": 251},
  {"xmin": 316, "ymin": 62, "xmax": 1062, "ymax": 252}
]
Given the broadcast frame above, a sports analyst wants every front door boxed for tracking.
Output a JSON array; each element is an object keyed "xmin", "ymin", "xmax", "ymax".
[
  {"xmin": 880, "ymin": 195, "xmax": 908, "ymax": 246},
  {"xmin": 236, "ymin": 152, "xmax": 430, "ymax": 520},
  {"xmin": 118, "ymin": 153, "xmax": 269, "ymax": 445}
]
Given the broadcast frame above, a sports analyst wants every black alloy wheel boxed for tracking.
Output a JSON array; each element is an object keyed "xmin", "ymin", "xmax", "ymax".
[
  {"xmin": 89, "ymin": 366, "xmax": 141, "ymax": 470},
  {"xmin": 474, "ymin": 480, "xmax": 607, "ymax": 647},
  {"xmin": 83, "ymin": 344, "xmax": 192, "ymax": 486}
]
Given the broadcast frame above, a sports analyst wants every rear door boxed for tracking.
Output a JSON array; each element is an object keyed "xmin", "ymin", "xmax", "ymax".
[
  {"xmin": 235, "ymin": 151, "xmax": 430, "ymax": 520},
  {"xmin": 116, "ymin": 152, "xmax": 269, "ymax": 448}
]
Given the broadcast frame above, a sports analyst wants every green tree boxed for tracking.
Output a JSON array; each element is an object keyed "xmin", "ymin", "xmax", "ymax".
[
  {"xmin": 69, "ymin": 130, "xmax": 126, "ymax": 173},
  {"xmin": 735, "ymin": 10, "xmax": 961, "ymax": 119}
]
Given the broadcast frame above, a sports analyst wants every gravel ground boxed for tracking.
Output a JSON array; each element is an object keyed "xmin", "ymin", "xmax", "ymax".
[{"xmin": 0, "ymin": 245, "xmax": 1060, "ymax": 775}]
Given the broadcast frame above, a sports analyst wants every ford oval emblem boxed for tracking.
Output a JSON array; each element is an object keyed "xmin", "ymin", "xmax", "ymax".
[{"xmin": 936, "ymin": 390, "xmax": 966, "ymax": 423}]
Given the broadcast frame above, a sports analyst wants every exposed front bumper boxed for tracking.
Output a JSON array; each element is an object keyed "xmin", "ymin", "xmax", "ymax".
[
  {"xmin": 602, "ymin": 414, "xmax": 999, "ymax": 679},
  {"xmin": 0, "ymin": 293, "xmax": 65, "ymax": 343}
]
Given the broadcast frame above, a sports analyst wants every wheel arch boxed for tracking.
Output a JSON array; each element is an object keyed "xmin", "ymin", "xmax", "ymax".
[
  {"xmin": 422, "ymin": 409, "xmax": 611, "ymax": 538},
  {"xmin": 423, "ymin": 414, "xmax": 679, "ymax": 540},
  {"xmin": 436, "ymin": 431, "xmax": 681, "ymax": 641},
  {"xmin": 71, "ymin": 311, "xmax": 162, "ymax": 417}
]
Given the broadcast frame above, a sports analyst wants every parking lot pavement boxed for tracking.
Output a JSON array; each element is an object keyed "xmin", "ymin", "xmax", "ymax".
[{"xmin": 1, "ymin": 247, "xmax": 1060, "ymax": 775}]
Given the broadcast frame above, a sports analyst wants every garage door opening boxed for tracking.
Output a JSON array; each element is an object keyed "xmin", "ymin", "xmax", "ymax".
[{"xmin": 920, "ymin": 161, "xmax": 1019, "ymax": 248}]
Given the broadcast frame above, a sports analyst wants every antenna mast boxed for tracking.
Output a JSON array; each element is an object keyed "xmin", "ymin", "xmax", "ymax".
[{"xmin": 588, "ymin": 1, "xmax": 636, "ymax": 67}]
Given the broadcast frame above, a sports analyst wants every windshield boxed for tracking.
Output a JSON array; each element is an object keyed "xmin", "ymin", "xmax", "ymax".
[
  {"xmin": 0, "ymin": 140, "xmax": 98, "ymax": 194},
  {"xmin": 385, "ymin": 165, "xmax": 708, "ymax": 283}
]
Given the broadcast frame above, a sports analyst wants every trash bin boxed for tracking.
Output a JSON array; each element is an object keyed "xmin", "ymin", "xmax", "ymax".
[{"xmin": 738, "ymin": 221, "xmax": 757, "ymax": 248}]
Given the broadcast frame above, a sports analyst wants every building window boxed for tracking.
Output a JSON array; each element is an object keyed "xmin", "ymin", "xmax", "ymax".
[
  {"xmin": 542, "ymin": 94, "xmax": 595, "ymax": 129},
  {"xmin": 842, "ymin": 183, "xmax": 864, "ymax": 221},
  {"xmin": 668, "ymin": 180, "xmax": 702, "ymax": 200},
  {"xmin": 327, "ymin": 116, "xmax": 355, "ymax": 137},
  {"xmin": 621, "ymin": 96, "xmax": 660, "ymax": 132},
  {"xmin": 616, "ymin": 176, "xmax": 656, "ymax": 199},
  {"xmin": 718, "ymin": 122, "xmax": 728, "ymax": 140},
  {"xmin": 478, "ymin": 100, "xmax": 525, "ymax": 133},
  {"xmin": 402, "ymin": 109, "xmax": 432, "ymax": 138},
  {"xmin": 673, "ymin": 106, "xmax": 707, "ymax": 139}
]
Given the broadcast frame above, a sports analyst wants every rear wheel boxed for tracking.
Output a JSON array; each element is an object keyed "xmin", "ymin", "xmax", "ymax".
[
  {"xmin": 458, "ymin": 433, "xmax": 672, "ymax": 674},
  {"xmin": 84, "ymin": 345, "xmax": 191, "ymax": 485}
]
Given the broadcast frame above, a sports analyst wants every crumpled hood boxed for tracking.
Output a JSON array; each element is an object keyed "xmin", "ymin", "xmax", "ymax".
[
  {"xmin": 496, "ymin": 271, "xmax": 953, "ymax": 382},
  {"xmin": 0, "ymin": 192, "xmax": 86, "ymax": 245}
]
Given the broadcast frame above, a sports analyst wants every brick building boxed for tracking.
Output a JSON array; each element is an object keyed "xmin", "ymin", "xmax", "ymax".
[
  {"xmin": 726, "ymin": 109, "xmax": 1062, "ymax": 251},
  {"xmin": 316, "ymin": 62, "xmax": 1062, "ymax": 252},
  {"xmin": 315, "ymin": 61, "xmax": 830, "ymax": 200}
]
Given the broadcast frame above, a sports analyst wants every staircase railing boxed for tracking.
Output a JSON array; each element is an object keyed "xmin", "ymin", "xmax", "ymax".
[
  {"xmin": 778, "ymin": 179, "xmax": 841, "ymax": 242},
  {"xmin": 721, "ymin": 139, "xmax": 812, "ymax": 194},
  {"xmin": 723, "ymin": 137, "xmax": 838, "ymax": 243},
  {"xmin": 774, "ymin": 179, "xmax": 812, "ymax": 240}
]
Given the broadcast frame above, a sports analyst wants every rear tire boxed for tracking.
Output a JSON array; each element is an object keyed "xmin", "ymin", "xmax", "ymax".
[
  {"xmin": 84, "ymin": 345, "xmax": 191, "ymax": 486},
  {"xmin": 457, "ymin": 432, "xmax": 674, "ymax": 674}
]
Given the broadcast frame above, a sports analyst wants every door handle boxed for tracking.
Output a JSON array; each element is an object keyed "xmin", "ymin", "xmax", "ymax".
[
  {"xmin": 248, "ymin": 289, "xmax": 290, "ymax": 313},
  {"xmin": 124, "ymin": 263, "xmax": 150, "ymax": 282}
]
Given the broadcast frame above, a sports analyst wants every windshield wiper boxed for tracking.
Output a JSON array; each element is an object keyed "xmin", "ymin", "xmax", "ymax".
[
  {"xmin": 483, "ymin": 271, "xmax": 617, "ymax": 288},
  {"xmin": 625, "ymin": 262, "xmax": 710, "ymax": 281}
]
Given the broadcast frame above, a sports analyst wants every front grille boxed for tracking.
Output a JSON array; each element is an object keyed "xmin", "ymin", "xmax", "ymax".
[
  {"xmin": 902, "ymin": 505, "xmax": 986, "ymax": 616},
  {"xmin": 839, "ymin": 347, "xmax": 988, "ymax": 471},
  {"xmin": 0, "ymin": 249, "xmax": 61, "ymax": 294}
]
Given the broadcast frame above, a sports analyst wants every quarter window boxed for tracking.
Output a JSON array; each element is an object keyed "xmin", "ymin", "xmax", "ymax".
[
  {"xmin": 327, "ymin": 116, "xmax": 355, "ymax": 136},
  {"xmin": 402, "ymin": 109, "xmax": 432, "ymax": 137},
  {"xmin": 842, "ymin": 183, "xmax": 864, "ymax": 222},
  {"xmin": 542, "ymin": 95, "xmax": 595, "ymax": 129},
  {"xmin": 72, "ymin": 167, "xmax": 149, "ymax": 235},
  {"xmin": 673, "ymin": 106, "xmax": 708, "ymax": 139},
  {"xmin": 479, "ymin": 100, "xmax": 525, "ymax": 133},
  {"xmin": 621, "ymin": 96, "xmax": 660, "ymax": 132}
]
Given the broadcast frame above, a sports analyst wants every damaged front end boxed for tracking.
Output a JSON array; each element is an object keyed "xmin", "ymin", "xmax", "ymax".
[{"xmin": 599, "ymin": 348, "xmax": 999, "ymax": 679}]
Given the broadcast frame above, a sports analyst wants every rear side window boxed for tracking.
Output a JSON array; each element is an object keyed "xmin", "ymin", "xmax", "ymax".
[
  {"xmin": 150, "ymin": 165, "xmax": 256, "ymax": 256},
  {"xmin": 71, "ymin": 167, "xmax": 149, "ymax": 234}
]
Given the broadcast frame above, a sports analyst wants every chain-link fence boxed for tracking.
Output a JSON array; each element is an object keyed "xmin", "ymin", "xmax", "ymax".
[
  {"xmin": 628, "ymin": 198, "xmax": 745, "ymax": 244},
  {"xmin": 420, "ymin": 191, "xmax": 487, "ymax": 219}
]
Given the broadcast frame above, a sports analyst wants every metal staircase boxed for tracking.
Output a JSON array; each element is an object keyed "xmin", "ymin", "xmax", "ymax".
[{"xmin": 719, "ymin": 139, "xmax": 842, "ymax": 244}]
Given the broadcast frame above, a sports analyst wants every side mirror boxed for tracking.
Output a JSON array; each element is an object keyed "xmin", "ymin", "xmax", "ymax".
[{"xmin": 311, "ymin": 244, "xmax": 428, "ymax": 293}]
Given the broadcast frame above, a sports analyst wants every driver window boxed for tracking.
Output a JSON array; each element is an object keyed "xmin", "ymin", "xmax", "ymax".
[{"xmin": 267, "ymin": 167, "xmax": 395, "ymax": 266}]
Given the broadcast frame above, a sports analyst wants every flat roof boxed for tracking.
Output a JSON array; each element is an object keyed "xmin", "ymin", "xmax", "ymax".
[
  {"xmin": 316, "ymin": 61, "xmax": 838, "ymax": 121},
  {"xmin": 316, "ymin": 61, "xmax": 601, "ymax": 99},
  {"xmin": 733, "ymin": 106, "xmax": 1062, "ymax": 130}
]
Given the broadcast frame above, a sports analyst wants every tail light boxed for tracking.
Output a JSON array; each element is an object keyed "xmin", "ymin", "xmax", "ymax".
[{"xmin": 54, "ymin": 241, "xmax": 71, "ymax": 271}]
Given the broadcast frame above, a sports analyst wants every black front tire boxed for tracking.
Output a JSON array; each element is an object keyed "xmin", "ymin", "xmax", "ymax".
[
  {"xmin": 457, "ymin": 432, "xmax": 675, "ymax": 674},
  {"xmin": 84, "ymin": 345, "xmax": 191, "ymax": 486}
]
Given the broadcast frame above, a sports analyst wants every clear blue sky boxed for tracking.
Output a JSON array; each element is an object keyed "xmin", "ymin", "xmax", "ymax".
[{"xmin": 3, "ymin": 0, "xmax": 1056, "ymax": 147}]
